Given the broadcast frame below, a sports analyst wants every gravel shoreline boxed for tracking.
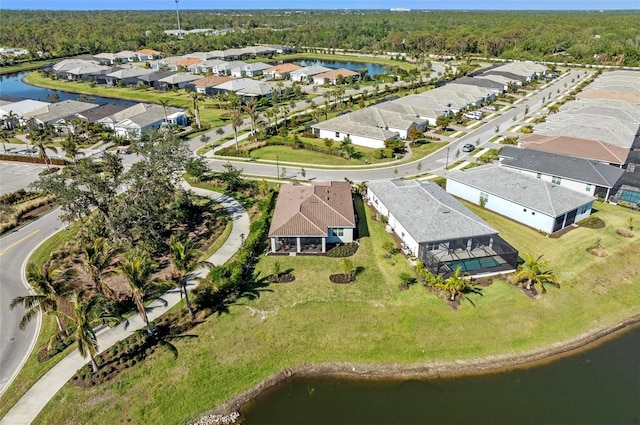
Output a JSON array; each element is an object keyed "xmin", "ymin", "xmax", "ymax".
[{"xmin": 191, "ymin": 315, "xmax": 640, "ymax": 424}]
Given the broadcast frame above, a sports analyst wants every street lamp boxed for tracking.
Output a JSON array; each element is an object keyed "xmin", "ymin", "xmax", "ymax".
[
  {"xmin": 175, "ymin": 0, "xmax": 182, "ymax": 40},
  {"xmin": 445, "ymin": 146, "xmax": 450, "ymax": 176},
  {"xmin": 276, "ymin": 155, "xmax": 279, "ymax": 179}
]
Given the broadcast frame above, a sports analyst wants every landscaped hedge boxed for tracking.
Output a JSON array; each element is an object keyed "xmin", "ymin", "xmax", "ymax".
[
  {"xmin": 216, "ymin": 139, "xmax": 345, "ymax": 159},
  {"xmin": 0, "ymin": 153, "xmax": 70, "ymax": 166}
]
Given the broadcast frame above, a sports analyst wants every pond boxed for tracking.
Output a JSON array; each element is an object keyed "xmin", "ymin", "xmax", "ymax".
[
  {"xmin": 296, "ymin": 59, "xmax": 391, "ymax": 76},
  {"xmin": 0, "ymin": 72, "xmax": 136, "ymax": 107},
  {"xmin": 242, "ymin": 325, "xmax": 640, "ymax": 424}
]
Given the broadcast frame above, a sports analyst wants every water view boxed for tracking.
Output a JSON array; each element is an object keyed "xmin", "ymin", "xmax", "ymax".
[
  {"xmin": 296, "ymin": 59, "xmax": 391, "ymax": 76},
  {"xmin": 0, "ymin": 72, "xmax": 136, "ymax": 106},
  {"xmin": 242, "ymin": 325, "xmax": 640, "ymax": 424}
]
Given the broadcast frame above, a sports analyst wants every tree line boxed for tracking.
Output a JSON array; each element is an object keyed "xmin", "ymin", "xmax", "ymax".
[{"xmin": 1, "ymin": 10, "xmax": 639, "ymax": 66}]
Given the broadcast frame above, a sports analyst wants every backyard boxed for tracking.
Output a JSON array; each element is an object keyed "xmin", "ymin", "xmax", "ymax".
[{"xmin": 27, "ymin": 196, "xmax": 640, "ymax": 425}]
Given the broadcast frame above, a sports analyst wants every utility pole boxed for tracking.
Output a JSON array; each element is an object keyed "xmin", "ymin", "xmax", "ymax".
[{"xmin": 175, "ymin": 0, "xmax": 182, "ymax": 40}]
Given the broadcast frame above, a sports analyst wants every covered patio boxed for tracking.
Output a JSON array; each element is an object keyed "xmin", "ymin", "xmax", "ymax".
[{"xmin": 271, "ymin": 236, "xmax": 326, "ymax": 254}]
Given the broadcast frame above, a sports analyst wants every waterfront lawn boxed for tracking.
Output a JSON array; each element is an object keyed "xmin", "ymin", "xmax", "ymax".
[
  {"xmin": 31, "ymin": 201, "xmax": 640, "ymax": 425},
  {"xmin": 275, "ymin": 53, "xmax": 418, "ymax": 72}
]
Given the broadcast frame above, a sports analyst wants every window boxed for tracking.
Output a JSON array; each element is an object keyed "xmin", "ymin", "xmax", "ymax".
[
  {"xmin": 536, "ymin": 173, "xmax": 542, "ymax": 179},
  {"xmin": 335, "ymin": 132, "xmax": 340, "ymax": 138},
  {"xmin": 585, "ymin": 184, "xmax": 592, "ymax": 192},
  {"xmin": 552, "ymin": 176, "xmax": 561, "ymax": 184},
  {"xmin": 479, "ymin": 192, "xmax": 489, "ymax": 205},
  {"xmin": 332, "ymin": 228, "xmax": 344, "ymax": 237}
]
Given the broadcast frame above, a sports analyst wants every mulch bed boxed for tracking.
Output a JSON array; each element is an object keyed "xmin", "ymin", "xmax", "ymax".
[
  {"xmin": 329, "ymin": 273, "xmax": 355, "ymax": 284},
  {"xmin": 519, "ymin": 285, "xmax": 539, "ymax": 300},
  {"xmin": 616, "ymin": 228, "xmax": 634, "ymax": 238},
  {"xmin": 586, "ymin": 246, "xmax": 607, "ymax": 257},
  {"xmin": 579, "ymin": 217, "xmax": 606, "ymax": 229},
  {"xmin": 268, "ymin": 273, "xmax": 295, "ymax": 283}
]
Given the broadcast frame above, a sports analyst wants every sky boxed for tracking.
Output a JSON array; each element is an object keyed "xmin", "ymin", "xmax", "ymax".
[{"xmin": 2, "ymin": 0, "xmax": 639, "ymax": 10}]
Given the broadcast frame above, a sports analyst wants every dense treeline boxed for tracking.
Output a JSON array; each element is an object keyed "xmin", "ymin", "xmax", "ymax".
[{"xmin": 1, "ymin": 10, "xmax": 639, "ymax": 65}]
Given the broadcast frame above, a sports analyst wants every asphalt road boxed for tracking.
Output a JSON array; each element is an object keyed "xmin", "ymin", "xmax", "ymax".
[{"xmin": 0, "ymin": 208, "xmax": 65, "ymax": 396}]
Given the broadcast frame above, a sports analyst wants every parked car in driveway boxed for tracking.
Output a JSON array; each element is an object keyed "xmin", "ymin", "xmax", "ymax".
[{"xmin": 461, "ymin": 143, "xmax": 476, "ymax": 153}]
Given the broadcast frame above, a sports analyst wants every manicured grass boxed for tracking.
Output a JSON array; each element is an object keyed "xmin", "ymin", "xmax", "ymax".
[
  {"xmin": 30, "ymin": 198, "xmax": 640, "ymax": 425},
  {"xmin": 0, "ymin": 60, "xmax": 56, "ymax": 75},
  {"xmin": 30, "ymin": 224, "xmax": 80, "ymax": 267}
]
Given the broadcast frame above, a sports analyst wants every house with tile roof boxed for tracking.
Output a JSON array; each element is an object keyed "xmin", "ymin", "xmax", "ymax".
[
  {"xmin": 136, "ymin": 49, "xmax": 163, "ymax": 61},
  {"xmin": 263, "ymin": 63, "xmax": 302, "ymax": 80},
  {"xmin": 168, "ymin": 58, "xmax": 204, "ymax": 72},
  {"xmin": 366, "ymin": 180, "xmax": 518, "ymax": 277},
  {"xmin": 499, "ymin": 146, "xmax": 625, "ymax": 201},
  {"xmin": 447, "ymin": 165, "xmax": 595, "ymax": 234},
  {"xmin": 187, "ymin": 75, "xmax": 235, "ymax": 95},
  {"xmin": 268, "ymin": 181, "xmax": 356, "ymax": 254},
  {"xmin": 290, "ymin": 65, "xmax": 332, "ymax": 83},
  {"xmin": 312, "ymin": 68, "xmax": 359, "ymax": 85}
]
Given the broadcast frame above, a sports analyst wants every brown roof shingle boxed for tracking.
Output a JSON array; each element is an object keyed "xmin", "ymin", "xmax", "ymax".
[
  {"xmin": 518, "ymin": 133, "xmax": 629, "ymax": 165},
  {"xmin": 269, "ymin": 181, "xmax": 356, "ymax": 237}
]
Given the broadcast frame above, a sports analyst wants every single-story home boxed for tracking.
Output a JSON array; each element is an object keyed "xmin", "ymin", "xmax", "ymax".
[
  {"xmin": 155, "ymin": 73, "xmax": 201, "ymax": 91},
  {"xmin": 110, "ymin": 103, "xmax": 186, "ymax": 138},
  {"xmin": 22, "ymin": 100, "xmax": 99, "ymax": 129},
  {"xmin": 311, "ymin": 114, "xmax": 400, "ymax": 149},
  {"xmin": 447, "ymin": 165, "xmax": 595, "ymax": 234},
  {"xmin": 263, "ymin": 63, "xmax": 302, "ymax": 80},
  {"xmin": 290, "ymin": 65, "xmax": 332, "ymax": 83},
  {"xmin": 0, "ymin": 100, "xmax": 51, "ymax": 122},
  {"xmin": 168, "ymin": 58, "xmax": 204, "ymax": 72},
  {"xmin": 366, "ymin": 179, "xmax": 518, "ymax": 277},
  {"xmin": 499, "ymin": 145, "xmax": 625, "ymax": 201},
  {"xmin": 136, "ymin": 49, "xmax": 163, "ymax": 61},
  {"xmin": 230, "ymin": 62, "xmax": 271, "ymax": 78},
  {"xmin": 105, "ymin": 68, "xmax": 154, "ymax": 87},
  {"xmin": 187, "ymin": 75, "xmax": 235, "ymax": 95},
  {"xmin": 268, "ymin": 181, "xmax": 356, "ymax": 254},
  {"xmin": 312, "ymin": 68, "xmax": 359, "ymax": 85}
]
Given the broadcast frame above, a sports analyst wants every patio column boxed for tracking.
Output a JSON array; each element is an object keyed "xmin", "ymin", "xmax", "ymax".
[
  {"xmin": 270, "ymin": 238, "xmax": 276, "ymax": 253},
  {"xmin": 321, "ymin": 238, "xmax": 326, "ymax": 253},
  {"xmin": 296, "ymin": 237, "xmax": 301, "ymax": 253}
]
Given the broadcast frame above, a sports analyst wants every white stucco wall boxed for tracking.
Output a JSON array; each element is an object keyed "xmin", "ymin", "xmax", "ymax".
[
  {"xmin": 316, "ymin": 128, "xmax": 385, "ymax": 149},
  {"xmin": 326, "ymin": 227, "xmax": 354, "ymax": 243},
  {"xmin": 367, "ymin": 188, "xmax": 419, "ymax": 255}
]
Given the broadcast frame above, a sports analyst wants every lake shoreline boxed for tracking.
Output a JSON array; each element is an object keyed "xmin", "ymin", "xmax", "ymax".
[{"xmin": 193, "ymin": 314, "xmax": 640, "ymax": 422}]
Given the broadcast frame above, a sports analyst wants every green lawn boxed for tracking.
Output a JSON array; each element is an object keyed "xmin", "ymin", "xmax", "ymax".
[
  {"xmin": 0, "ymin": 60, "xmax": 57, "ymax": 75},
  {"xmin": 275, "ymin": 53, "xmax": 418, "ymax": 72},
  {"xmin": 30, "ymin": 197, "xmax": 640, "ymax": 425}
]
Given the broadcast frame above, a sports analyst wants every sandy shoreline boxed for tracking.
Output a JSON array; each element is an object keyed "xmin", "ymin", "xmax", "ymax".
[{"xmin": 192, "ymin": 314, "xmax": 640, "ymax": 422}]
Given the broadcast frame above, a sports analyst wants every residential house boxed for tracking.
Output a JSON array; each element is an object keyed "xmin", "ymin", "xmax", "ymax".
[
  {"xmin": 136, "ymin": 49, "xmax": 163, "ymax": 61},
  {"xmin": 211, "ymin": 60, "xmax": 247, "ymax": 76},
  {"xmin": 263, "ymin": 63, "xmax": 302, "ymax": 80},
  {"xmin": 499, "ymin": 145, "xmax": 625, "ymax": 201},
  {"xmin": 518, "ymin": 134, "xmax": 629, "ymax": 167},
  {"xmin": 187, "ymin": 75, "xmax": 235, "ymax": 95},
  {"xmin": 105, "ymin": 68, "xmax": 154, "ymax": 87},
  {"xmin": 51, "ymin": 59, "xmax": 110, "ymax": 81},
  {"xmin": 210, "ymin": 78, "xmax": 280, "ymax": 100},
  {"xmin": 0, "ymin": 100, "xmax": 51, "ymax": 124},
  {"xmin": 106, "ymin": 103, "xmax": 186, "ymax": 138},
  {"xmin": 135, "ymin": 71, "xmax": 175, "ymax": 89},
  {"xmin": 168, "ymin": 58, "xmax": 204, "ymax": 72},
  {"xmin": 268, "ymin": 181, "xmax": 356, "ymax": 254},
  {"xmin": 366, "ymin": 180, "xmax": 518, "ymax": 277},
  {"xmin": 155, "ymin": 73, "xmax": 201, "ymax": 91},
  {"xmin": 230, "ymin": 62, "xmax": 271, "ymax": 78},
  {"xmin": 447, "ymin": 165, "xmax": 595, "ymax": 234},
  {"xmin": 312, "ymin": 68, "xmax": 359, "ymax": 85},
  {"xmin": 290, "ymin": 65, "xmax": 332, "ymax": 83},
  {"xmin": 22, "ymin": 100, "xmax": 99, "ymax": 130},
  {"xmin": 188, "ymin": 59, "xmax": 228, "ymax": 74}
]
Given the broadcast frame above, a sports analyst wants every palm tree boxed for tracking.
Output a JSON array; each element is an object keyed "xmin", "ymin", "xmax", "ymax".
[
  {"xmin": 159, "ymin": 99, "xmax": 170, "ymax": 125},
  {"xmin": 242, "ymin": 100, "xmax": 259, "ymax": 141},
  {"xmin": 80, "ymin": 238, "xmax": 120, "ymax": 299},
  {"xmin": 10, "ymin": 262, "xmax": 75, "ymax": 332},
  {"xmin": 0, "ymin": 118, "xmax": 15, "ymax": 154},
  {"xmin": 54, "ymin": 291, "xmax": 121, "ymax": 373},
  {"xmin": 514, "ymin": 253, "xmax": 560, "ymax": 294},
  {"xmin": 230, "ymin": 109, "xmax": 244, "ymax": 151},
  {"xmin": 27, "ymin": 121, "xmax": 57, "ymax": 170},
  {"xmin": 264, "ymin": 109, "xmax": 274, "ymax": 133},
  {"xmin": 189, "ymin": 91, "xmax": 203, "ymax": 130},
  {"xmin": 61, "ymin": 133, "xmax": 81, "ymax": 165},
  {"xmin": 436, "ymin": 267, "xmax": 482, "ymax": 306},
  {"xmin": 169, "ymin": 234, "xmax": 212, "ymax": 319},
  {"xmin": 118, "ymin": 249, "xmax": 157, "ymax": 335}
]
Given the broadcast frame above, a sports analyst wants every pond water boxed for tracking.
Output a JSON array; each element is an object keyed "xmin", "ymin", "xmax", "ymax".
[
  {"xmin": 296, "ymin": 59, "xmax": 391, "ymax": 76},
  {"xmin": 242, "ymin": 325, "xmax": 640, "ymax": 424},
  {"xmin": 0, "ymin": 72, "xmax": 136, "ymax": 107}
]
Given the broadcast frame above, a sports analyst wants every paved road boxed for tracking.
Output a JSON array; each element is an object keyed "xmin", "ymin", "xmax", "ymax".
[
  {"xmin": 0, "ymin": 208, "xmax": 65, "ymax": 396},
  {"xmin": 0, "ymin": 182, "xmax": 250, "ymax": 424},
  {"xmin": 204, "ymin": 70, "xmax": 589, "ymax": 183}
]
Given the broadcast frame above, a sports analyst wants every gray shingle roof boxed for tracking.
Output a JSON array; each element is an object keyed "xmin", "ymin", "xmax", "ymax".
[
  {"xmin": 448, "ymin": 165, "xmax": 594, "ymax": 217},
  {"xmin": 367, "ymin": 180, "xmax": 497, "ymax": 243},
  {"xmin": 499, "ymin": 146, "xmax": 625, "ymax": 188}
]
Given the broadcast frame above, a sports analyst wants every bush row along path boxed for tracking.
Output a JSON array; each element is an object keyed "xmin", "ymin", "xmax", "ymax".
[{"xmin": 0, "ymin": 181, "xmax": 250, "ymax": 425}]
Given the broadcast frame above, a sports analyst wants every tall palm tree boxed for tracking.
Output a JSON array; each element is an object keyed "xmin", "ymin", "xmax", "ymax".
[
  {"xmin": 189, "ymin": 91, "xmax": 203, "ymax": 130},
  {"xmin": 231, "ymin": 109, "xmax": 244, "ymax": 151},
  {"xmin": 80, "ymin": 238, "xmax": 120, "ymax": 299},
  {"xmin": 169, "ymin": 234, "xmax": 212, "ymax": 319},
  {"xmin": 514, "ymin": 253, "xmax": 560, "ymax": 294},
  {"xmin": 436, "ymin": 267, "xmax": 482, "ymax": 306},
  {"xmin": 61, "ymin": 132, "xmax": 81, "ymax": 165},
  {"xmin": 0, "ymin": 117, "xmax": 15, "ymax": 153},
  {"xmin": 242, "ymin": 99, "xmax": 259, "ymax": 141},
  {"xmin": 28, "ymin": 122, "xmax": 57, "ymax": 170},
  {"xmin": 118, "ymin": 249, "xmax": 157, "ymax": 335},
  {"xmin": 159, "ymin": 99, "xmax": 170, "ymax": 125},
  {"xmin": 53, "ymin": 291, "xmax": 121, "ymax": 373},
  {"xmin": 10, "ymin": 262, "xmax": 75, "ymax": 332}
]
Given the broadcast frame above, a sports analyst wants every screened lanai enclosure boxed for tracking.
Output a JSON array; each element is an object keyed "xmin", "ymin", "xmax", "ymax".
[{"xmin": 418, "ymin": 235, "xmax": 518, "ymax": 277}]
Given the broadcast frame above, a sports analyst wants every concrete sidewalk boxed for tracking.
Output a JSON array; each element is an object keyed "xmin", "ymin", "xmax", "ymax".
[{"xmin": 0, "ymin": 182, "xmax": 250, "ymax": 425}]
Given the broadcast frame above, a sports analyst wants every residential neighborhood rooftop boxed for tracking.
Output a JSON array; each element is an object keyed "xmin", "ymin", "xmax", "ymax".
[
  {"xmin": 518, "ymin": 133, "xmax": 630, "ymax": 165},
  {"xmin": 448, "ymin": 165, "xmax": 595, "ymax": 217}
]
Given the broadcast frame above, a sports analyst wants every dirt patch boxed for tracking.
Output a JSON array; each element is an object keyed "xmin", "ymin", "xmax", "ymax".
[
  {"xmin": 329, "ymin": 273, "xmax": 355, "ymax": 284},
  {"xmin": 578, "ymin": 216, "xmax": 606, "ymax": 229},
  {"xmin": 519, "ymin": 285, "xmax": 539, "ymax": 299},
  {"xmin": 586, "ymin": 246, "xmax": 607, "ymax": 257},
  {"xmin": 616, "ymin": 228, "xmax": 634, "ymax": 238}
]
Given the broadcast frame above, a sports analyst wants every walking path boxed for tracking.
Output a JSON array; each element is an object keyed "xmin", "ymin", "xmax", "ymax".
[{"xmin": 0, "ymin": 182, "xmax": 250, "ymax": 425}]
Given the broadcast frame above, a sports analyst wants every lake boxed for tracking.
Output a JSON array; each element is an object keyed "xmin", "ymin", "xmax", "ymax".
[
  {"xmin": 296, "ymin": 59, "xmax": 391, "ymax": 76},
  {"xmin": 242, "ymin": 325, "xmax": 640, "ymax": 424},
  {"xmin": 0, "ymin": 72, "xmax": 136, "ymax": 107}
]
